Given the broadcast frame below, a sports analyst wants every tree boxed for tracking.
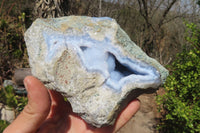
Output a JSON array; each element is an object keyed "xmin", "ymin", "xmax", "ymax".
[
  {"xmin": 33, "ymin": 0, "xmax": 200, "ymax": 65},
  {"xmin": 136, "ymin": 0, "xmax": 183, "ymax": 55},
  {"xmin": 34, "ymin": 0, "xmax": 69, "ymax": 18},
  {"xmin": 34, "ymin": 0, "xmax": 101, "ymax": 18}
]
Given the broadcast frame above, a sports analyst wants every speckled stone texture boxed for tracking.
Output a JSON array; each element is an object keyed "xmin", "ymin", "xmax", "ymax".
[{"xmin": 24, "ymin": 16, "xmax": 168, "ymax": 127}]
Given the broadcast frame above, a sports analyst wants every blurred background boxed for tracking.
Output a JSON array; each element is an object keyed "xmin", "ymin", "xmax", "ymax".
[{"xmin": 0, "ymin": 0, "xmax": 199, "ymax": 132}]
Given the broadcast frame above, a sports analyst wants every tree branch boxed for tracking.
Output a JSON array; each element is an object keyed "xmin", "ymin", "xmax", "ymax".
[
  {"xmin": 158, "ymin": 0, "xmax": 177, "ymax": 28},
  {"xmin": 137, "ymin": 0, "xmax": 156, "ymax": 32}
]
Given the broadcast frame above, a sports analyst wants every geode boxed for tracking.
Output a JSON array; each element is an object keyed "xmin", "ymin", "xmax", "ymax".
[{"xmin": 24, "ymin": 16, "xmax": 168, "ymax": 127}]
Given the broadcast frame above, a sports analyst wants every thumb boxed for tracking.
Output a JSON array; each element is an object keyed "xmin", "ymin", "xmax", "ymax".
[{"xmin": 4, "ymin": 76, "xmax": 51, "ymax": 133}]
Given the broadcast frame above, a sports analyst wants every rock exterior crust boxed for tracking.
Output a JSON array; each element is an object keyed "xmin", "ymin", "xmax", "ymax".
[{"xmin": 25, "ymin": 16, "xmax": 168, "ymax": 127}]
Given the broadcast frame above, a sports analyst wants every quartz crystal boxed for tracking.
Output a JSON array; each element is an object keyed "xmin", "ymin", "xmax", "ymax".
[{"xmin": 25, "ymin": 16, "xmax": 168, "ymax": 127}]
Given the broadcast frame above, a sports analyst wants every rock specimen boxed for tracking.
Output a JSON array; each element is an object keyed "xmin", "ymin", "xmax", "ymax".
[{"xmin": 24, "ymin": 16, "xmax": 168, "ymax": 127}]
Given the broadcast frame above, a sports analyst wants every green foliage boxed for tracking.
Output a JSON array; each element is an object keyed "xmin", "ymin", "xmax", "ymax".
[
  {"xmin": 185, "ymin": 23, "xmax": 200, "ymax": 51},
  {"xmin": 0, "ymin": 1, "xmax": 32, "ymax": 80},
  {"xmin": 0, "ymin": 85, "xmax": 27, "ymax": 131},
  {"xmin": 0, "ymin": 19, "xmax": 8, "ymax": 29},
  {"xmin": 0, "ymin": 14, "xmax": 25, "ymax": 58},
  {"xmin": 0, "ymin": 120, "xmax": 10, "ymax": 132},
  {"xmin": 157, "ymin": 23, "xmax": 200, "ymax": 133},
  {"xmin": 197, "ymin": 0, "xmax": 200, "ymax": 6},
  {"xmin": 0, "ymin": 85, "xmax": 28, "ymax": 112},
  {"xmin": 0, "ymin": 1, "xmax": 33, "ymax": 130}
]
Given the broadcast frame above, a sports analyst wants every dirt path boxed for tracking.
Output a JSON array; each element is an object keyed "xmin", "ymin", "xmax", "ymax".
[{"xmin": 117, "ymin": 90, "xmax": 163, "ymax": 133}]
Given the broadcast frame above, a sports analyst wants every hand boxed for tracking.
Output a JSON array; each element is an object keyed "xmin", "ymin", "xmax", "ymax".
[{"xmin": 4, "ymin": 76, "xmax": 140, "ymax": 133}]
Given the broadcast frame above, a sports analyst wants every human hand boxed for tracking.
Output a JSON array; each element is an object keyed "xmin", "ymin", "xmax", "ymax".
[{"xmin": 4, "ymin": 76, "xmax": 140, "ymax": 133}]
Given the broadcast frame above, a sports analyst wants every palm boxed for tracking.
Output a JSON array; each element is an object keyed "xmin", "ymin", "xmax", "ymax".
[{"xmin": 38, "ymin": 90, "xmax": 117, "ymax": 133}]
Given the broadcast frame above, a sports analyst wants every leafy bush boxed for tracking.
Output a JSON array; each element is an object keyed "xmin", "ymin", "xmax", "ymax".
[
  {"xmin": 0, "ymin": 120, "xmax": 10, "ymax": 132},
  {"xmin": 0, "ymin": 85, "xmax": 28, "ymax": 113},
  {"xmin": 157, "ymin": 23, "xmax": 200, "ymax": 133},
  {"xmin": 0, "ymin": 1, "xmax": 33, "ymax": 130},
  {"xmin": 0, "ymin": 1, "xmax": 32, "ymax": 81},
  {"xmin": 0, "ymin": 85, "xmax": 28, "ymax": 130}
]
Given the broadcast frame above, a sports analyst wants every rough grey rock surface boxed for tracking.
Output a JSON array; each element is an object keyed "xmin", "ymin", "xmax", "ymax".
[{"xmin": 24, "ymin": 16, "xmax": 168, "ymax": 127}]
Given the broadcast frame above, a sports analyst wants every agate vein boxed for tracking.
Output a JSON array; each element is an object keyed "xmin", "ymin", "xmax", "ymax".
[{"xmin": 43, "ymin": 33, "xmax": 161, "ymax": 91}]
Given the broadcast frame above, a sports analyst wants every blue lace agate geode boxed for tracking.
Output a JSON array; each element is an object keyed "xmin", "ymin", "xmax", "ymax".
[
  {"xmin": 25, "ymin": 16, "xmax": 168, "ymax": 127},
  {"xmin": 43, "ymin": 33, "xmax": 160, "ymax": 91}
]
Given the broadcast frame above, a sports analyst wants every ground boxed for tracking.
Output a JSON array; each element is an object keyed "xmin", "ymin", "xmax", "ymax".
[{"xmin": 117, "ymin": 88, "xmax": 164, "ymax": 133}]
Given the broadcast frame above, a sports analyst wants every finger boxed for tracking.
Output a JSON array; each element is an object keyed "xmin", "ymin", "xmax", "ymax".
[
  {"xmin": 4, "ymin": 76, "xmax": 51, "ymax": 133},
  {"xmin": 113, "ymin": 99, "xmax": 140, "ymax": 132},
  {"xmin": 46, "ymin": 90, "xmax": 71, "ymax": 120}
]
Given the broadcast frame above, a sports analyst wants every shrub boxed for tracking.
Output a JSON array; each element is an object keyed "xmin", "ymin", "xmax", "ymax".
[
  {"xmin": 0, "ymin": 120, "xmax": 10, "ymax": 132},
  {"xmin": 0, "ymin": 85, "xmax": 28, "ymax": 113},
  {"xmin": 0, "ymin": 1, "xmax": 32, "ymax": 81},
  {"xmin": 0, "ymin": 1, "xmax": 33, "ymax": 130},
  {"xmin": 0, "ymin": 85, "xmax": 28, "ymax": 130},
  {"xmin": 156, "ymin": 23, "xmax": 200, "ymax": 133}
]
